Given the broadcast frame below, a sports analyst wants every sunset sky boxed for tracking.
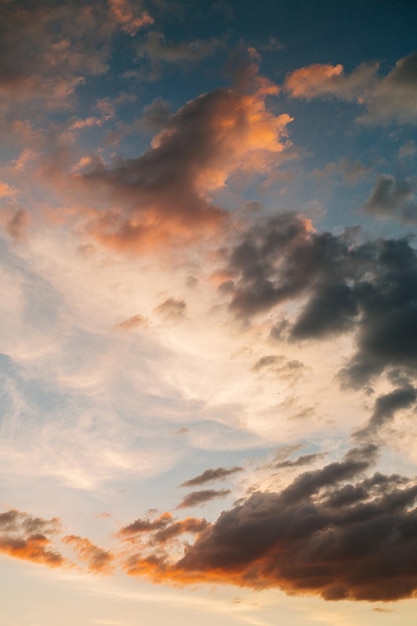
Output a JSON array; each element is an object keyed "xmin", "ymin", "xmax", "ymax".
[{"xmin": 1, "ymin": 1, "xmax": 417, "ymax": 625}]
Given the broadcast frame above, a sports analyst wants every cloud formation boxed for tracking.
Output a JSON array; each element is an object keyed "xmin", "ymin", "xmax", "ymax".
[
  {"xmin": 365, "ymin": 175, "xmax": 417, "ymax": 222},
  {"xmin": 121, "ymin": 445, "xmax": 417, "ymax": 601},
  {"xmin": 63, "ymin": 535, "xmax": 114, "ymax": 573},
  {"xmin": 221, "ymin": 213, "xmax": 417, "ymax": 387},
  {"xmin": 0, "ymin": 1, "xmax": 112, "ymax": 105},
  {"xmin": 109, "ymin": 0, "xmax": 154, "ymax": 36},
  {"xmin": 355, "ymin": 385, "xmax": 417, "ymax": 440},
  {"xmin": 78, "ymin": 64, "xmax": 292, "ymax": 252},
  {"xmin": 181, "ymin": 466, "xmax": 243, "ymax": 487},
  {"xmin": 0, "ymin": 510, "xmax": 65, "ymax": 567},
  {"xmin": 285, "ymin": 53, "xmax": 417, "ymax": 125},
  {"xmin": 177, "ymin": 489, "xmax": 231, "ymax": 509}
]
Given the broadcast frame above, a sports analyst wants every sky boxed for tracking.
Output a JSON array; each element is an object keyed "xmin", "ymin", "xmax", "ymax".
[{"xmin": 1, "ymin": 1, "xmax": 417, "ymax": 624}]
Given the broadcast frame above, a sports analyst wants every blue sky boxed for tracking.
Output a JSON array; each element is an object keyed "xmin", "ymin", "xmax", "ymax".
[{"xmin": 1, "ymin": 1, "xmax": 417, "ymax": 625}]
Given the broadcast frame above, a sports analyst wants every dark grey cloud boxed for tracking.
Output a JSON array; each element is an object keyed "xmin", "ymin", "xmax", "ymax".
[
  {"xmin": 275, "ymin": 452, "xmax": 326, "ymax": 469},
  {"xmin": 119, "ymin": 512, "xmax": 172, "ymax": 536},
  {"xmin": 153, "ymin": 518, "xmax": 209, "ymax": 543},
  {"xmin": 177, "ymin": 489, "xmax": 231, "ymax": 509},
  {"xmin": 340, "ymin": 238, "xmax": 417, "ymax": 387},
  {"xmin": 222, "ymin": 213, "xmax": 417, "ymax": 387},
  {"xmin": 181, "ymin": 466, "xmax": 243, "ymax": 487},
  {"xmin": 169, "ymin": 447, "xmax": 417, "ymax": 601},
  {"xmin": 355, "ymin": 385, "xmax": 417, "ymax": 439}
]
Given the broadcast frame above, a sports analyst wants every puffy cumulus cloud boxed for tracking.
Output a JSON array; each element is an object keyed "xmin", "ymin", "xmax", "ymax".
[
  {"xmin": 176, "ymin": 489, "xmax": 231, "ymax": 509},
  {"xmin": 365, "ymin": 174, "xmax": 417, "ymax": 222},
  {"xmin": 220, "ymin": 213, "xmax": 417, "ymax": 387},
  {"xmin": 120, "ymin": 445, "xmax": 417, "ymax": 601},
  {"xmin": 78, "ymin": 66, "xmax": 293, "ymax": 253},
  {"xmin": 0, "ymin": 0, "xmax": 111, "ymax": 105},
  {"xmin": 223, "ymin": 212, "xmax": 359, "ymax": 321},
  {"xmin": 181, "ymin": 466, "xmax": 243, "ymax": 487},
  {"xmin": 63, "ymin": 535, "xmax": 114, "ymax": 573},
  {"xmin": 0, "ymin": 509, "xmax": 65, "ymax": 567},
  {"xmin": 285, "ymin": 53, "xmax": 417, "ymax": 125},
  {"xmin": 339, "ymin": 238, "xmax": 417, "ymax": 387}
]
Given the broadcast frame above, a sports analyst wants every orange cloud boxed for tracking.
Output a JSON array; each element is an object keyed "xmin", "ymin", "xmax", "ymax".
[
  {"xmin": 63, "ymin": 535, "xmax": 114, "ymax": 573},
  {"xmin": 119, "ymin": 447, "xmax": 417, "ymax": 602},
  {"xmin": 0, "ymin": 509, "xmax": 65, "ymax": 568},
  {"xmin": 0, "ymin": 534, "xmax": 65, "ymax": 567},
  {"xmin": 76, "ymin": 63, "xmax": 293, "ymax": 254},
  {"xmin": 115, "ymin": 314, "xmax": 149, "ymax": 331},
  {"xmin": 284, "ymin": 63, "xmax": 344, "ymax": 98}
]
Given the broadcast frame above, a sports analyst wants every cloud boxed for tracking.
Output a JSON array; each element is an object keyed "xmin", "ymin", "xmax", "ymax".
[
  {"xmin": 0, "ymin": 180, "xmax": 16, "ymax": 199},
  {"xmin": 364, "ymin": 175, "xmax": 417, "ymax": 222},
  {"xmin": 284, "ymin": 53, "xmax": 417, "ymax": 125},
  {"xmin": 4, "ymin": 209, "xmax": 30, "ymax": 241},
  {"xmin": 398, "ymin": 140, "xmax": 416, "ymax": 159},
  {"xmin": 77, "ymin": 64, "xmax": 292, "ymax": 252},
  {"xmin": 284, "ymin": 61, "xmax": 376, "ymax": 101},
  {"xmin": 275, "ymin": 452, "xmax": 326, "ymax": 469},
  {"xmin": 151, "ymin": 518, "xmax": 209, "ymax": 543},
  {"xmin": 109, "ymin": 0, "xmax": 154, "ymax": 36},
  {"xmin": 136, "ymin": 31, "xmax": 221, "ymax": 66},
  {"xmin": 181, "ymin": 466, "xmax": 243, "ymax": 487},
  {"xmin": 155, "ymin": 298, "xmax": 187, "ymax": 321},
  {"xmin": 0, "ymin": 1, "xmax": 114, "ymax": 106},
  {"xmin": 223, "ymin": 212, "xmax": 357, "ymax": 322},
  {"xmin": 0, "ymin": 509, "xmax": 65, "ymax": 568},
  {"xmin": 119, "ymin": 512, "xmax": 174, "ymax": 537},
  {"xmin": 354, "ymin": 385, "xmax": 417, "ymax": 440},
  {"xmin": 115, "ymin": 314, "xmax": 148, "ymax": 331},
  {"xmin": 221, "ymin": 213, "xmax": 417, "ymax": 387},
  {"xmin": 313, "ymin": 158, "xmax": 371, "ymax": 185},
  {"xmin": 177, "ymin": 489, "xmax": 231, "ymax": 509},
  {"xmin": 63, "ymin": 534, "xmax": 114, "ymax": 573},
  {"xmin": 121, "ymin": 445, "xmax": 417, "ymax": 602}
]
